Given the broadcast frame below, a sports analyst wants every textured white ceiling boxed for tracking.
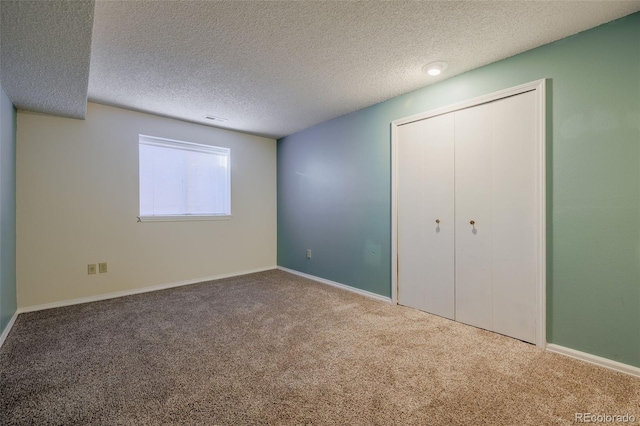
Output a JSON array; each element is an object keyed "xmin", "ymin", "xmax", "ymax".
[
  {"xmin": 0, "ymin": 0, "xmax": 94, "ymax": 119},
  {"xmin": 1, "ymin": 1, "xmax": 639, "ymax": 138},
  {"xmin": 88, "ymin": 1, "xmax": 640, "ymax": 138}
]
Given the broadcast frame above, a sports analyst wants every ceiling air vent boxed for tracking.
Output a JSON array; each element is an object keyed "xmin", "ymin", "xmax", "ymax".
[{"xmin": 204, "ymin": 115, "xmax": 228, "ymax": 123}]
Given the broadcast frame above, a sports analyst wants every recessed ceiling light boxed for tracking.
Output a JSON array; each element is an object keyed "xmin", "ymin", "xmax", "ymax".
[
  {"xmin": 422, "ymin": 61, "xmax": 448, "ymax": 76},
  {"xmin": 204, "ymin": 115, "xmax": 228, "ymax": 123}
]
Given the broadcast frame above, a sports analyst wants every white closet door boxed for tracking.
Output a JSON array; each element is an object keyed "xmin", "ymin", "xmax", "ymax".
[
  {"xmin": 397, "ymin": 113, "xmax": 455, "ymax": 319},
  {"xmin": 491, "ymin": 91, "xmax": 537, "ymax": 343},
  {"xmin": 454, "ymin": 103, "xmax": 494, "ymax": 331}
]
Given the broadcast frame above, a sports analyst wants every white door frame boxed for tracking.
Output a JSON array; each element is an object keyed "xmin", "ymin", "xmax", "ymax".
[{"xmin": 391, "ymin": 79, "xmax": 547, "ymax": 349}]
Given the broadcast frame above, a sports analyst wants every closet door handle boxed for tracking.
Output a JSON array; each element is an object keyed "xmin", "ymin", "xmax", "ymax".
[
  {"xmin": 470, "ymin": 220, "xmax": 475, "ymax": 225},
  {"xmin": 435, "ymin": 219, "xmax": 440, "ymax": 224}
]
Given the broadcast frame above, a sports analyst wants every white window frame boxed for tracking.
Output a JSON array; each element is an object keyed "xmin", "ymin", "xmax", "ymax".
[{"xmin": 137, "ymin": 134, "xmax": 231, "ymax": 222}]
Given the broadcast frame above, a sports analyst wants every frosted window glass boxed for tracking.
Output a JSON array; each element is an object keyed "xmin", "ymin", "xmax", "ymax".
[{"xmin": 139, "ymin": 135, "xmax": 230, "ymax": 217}]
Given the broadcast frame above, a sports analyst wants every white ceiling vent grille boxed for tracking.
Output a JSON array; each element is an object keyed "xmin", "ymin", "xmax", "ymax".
[{"xmin": 204, "ymin": 115, "xmax": 228, "ymax": 123}]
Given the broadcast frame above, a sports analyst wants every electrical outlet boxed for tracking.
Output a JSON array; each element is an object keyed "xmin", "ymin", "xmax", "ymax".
[
  {"xmin": 99, "ymin": 262, "xmax": 108, "ymax": 273},
  {"xmin": 306, "ymin": 249, "xmax": 312, "ymax": 259},
  {"xmin": 88, "ymin": 264, "xmax": 97, "ymax": 275}
]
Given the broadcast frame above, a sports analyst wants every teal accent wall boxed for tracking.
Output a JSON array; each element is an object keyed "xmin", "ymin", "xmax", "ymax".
[
  {"xmin": 278, "ymin": 13, "xmax": 640, "ymax": 367},
  {"xmin": 0, "ymin": 84, "xmax": 17, "ymax": 337}
]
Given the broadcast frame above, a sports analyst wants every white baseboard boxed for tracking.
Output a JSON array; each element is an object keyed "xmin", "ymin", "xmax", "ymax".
[
  {"xmin": 18, "ymin": 266, "xmax": 277, "ymax": 314},
  {"xmin": 277, "ymin": 266, "xmax": 392, "ymax": 304},
  {"xmin": 546, "ymin": 344, "xmax": 640, "ymax": 378},
  {"xmin": 0, "ymin": 310, "xmax": 19, "ymax": 349}
]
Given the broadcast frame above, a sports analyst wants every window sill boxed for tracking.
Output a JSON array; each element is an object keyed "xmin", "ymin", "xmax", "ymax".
[{"xmin": 137, "ymin": 215, "xmax": 232, "ymax": 223}]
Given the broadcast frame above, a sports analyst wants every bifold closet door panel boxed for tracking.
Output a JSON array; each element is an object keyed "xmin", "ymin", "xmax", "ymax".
[
  {"xmin": 491, "ymin": 91, "xmax": 538, "ymax": 343},
  {"xmin": 397, "ymin": 121, "xmax": 427, "ymax": 311},
  {"xmin": 454, "ymin": 103, "xmax": 494, "ymax": 331},
  {"xmin": 397, "ymin": 114, "xmax": 455, "ymax": 319}
]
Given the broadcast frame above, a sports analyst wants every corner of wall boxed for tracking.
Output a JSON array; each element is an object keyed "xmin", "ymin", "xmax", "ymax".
[{"xmin": 0, "ymin": 84, "xmax": 18, "ymax": 339}]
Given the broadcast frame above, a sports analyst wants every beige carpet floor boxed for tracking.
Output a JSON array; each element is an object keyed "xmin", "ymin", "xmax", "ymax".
[{"xmin": 0, "ymin": 269, "xmax": 638, "ymax": 425}]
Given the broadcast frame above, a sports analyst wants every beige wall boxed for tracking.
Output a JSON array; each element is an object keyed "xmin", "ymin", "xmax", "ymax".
[{"xmin": 17, "ymin": 103, "xmax": 276, "ymax": 308}]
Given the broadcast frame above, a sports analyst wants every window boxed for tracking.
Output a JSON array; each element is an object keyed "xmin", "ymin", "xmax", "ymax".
[{"xmin": 138, "ymin": 135, "xmax": 230, "ymax": 221}]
